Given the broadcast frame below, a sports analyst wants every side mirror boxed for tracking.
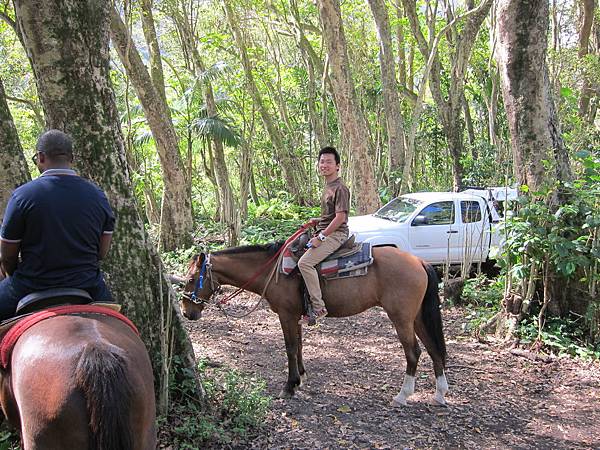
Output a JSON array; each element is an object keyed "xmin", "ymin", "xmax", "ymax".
[{"xmin": 412, "ymin": 215, "xmax": 429, "ymax": 226}]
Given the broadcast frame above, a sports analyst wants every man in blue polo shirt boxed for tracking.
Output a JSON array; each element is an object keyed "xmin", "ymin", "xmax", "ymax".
[{"xmin": 0, "ymin": 129, "xmax": 115, "ymax": 320}]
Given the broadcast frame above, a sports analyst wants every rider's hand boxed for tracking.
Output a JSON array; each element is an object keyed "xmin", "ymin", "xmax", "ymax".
[{"xmin": 308, "ymin": 237, "xmax": 321, "ymax": 248}]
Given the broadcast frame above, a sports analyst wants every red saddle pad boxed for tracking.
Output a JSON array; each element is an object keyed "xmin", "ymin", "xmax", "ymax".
[{"xmin": 0, "ymin": 305, "xmax": 139, "ymax": 369}]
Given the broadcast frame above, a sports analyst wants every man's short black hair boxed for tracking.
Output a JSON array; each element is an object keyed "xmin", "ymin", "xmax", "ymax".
[
  {"xmin": 36, "ymin": 129, "xmax": 73, "ymax": 161},
  {"xmin": 318, "ymin": 146, "xmax": 340, "ymax": 165}
]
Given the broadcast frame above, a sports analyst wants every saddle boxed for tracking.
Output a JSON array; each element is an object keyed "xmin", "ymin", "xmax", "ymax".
[
  {"xmin": 0, "ymin": 289, "xmax": 130, "ymax": 369},
  {"xmin": 0, "ymin": 288, "xmax": 121, "ymax": 335},
  {"xmin": 282, "ymin": 231, "xmax": 374, "ymax": 280}
]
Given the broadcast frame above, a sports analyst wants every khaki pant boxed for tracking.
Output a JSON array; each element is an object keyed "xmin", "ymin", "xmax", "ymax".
[{"xmin": 298, "ymin": 230, "xmax": 348, "ymax": 311}]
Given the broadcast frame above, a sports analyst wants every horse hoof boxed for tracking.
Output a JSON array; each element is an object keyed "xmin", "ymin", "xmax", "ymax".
[
  {"xmin": 391, "ymin": 396, "xmax": 408, "ymax": 407},
  {"xmin": 278, "ymin": 389, "xmax": 294, "ymax": 399},
  {"xmin": 433, "ymin": 395, "xmax": 448, "ymax": 407},
  {"xmin": 300, "ymin": 373, "xmax": 308, "ymax": 383}
]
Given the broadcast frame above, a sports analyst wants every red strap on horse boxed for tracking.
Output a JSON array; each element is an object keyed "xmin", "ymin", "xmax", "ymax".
[
  {"xmin": 0, "ymin": 305, "xmax": 139, "ymax": 369},
  {"xmin": 218, "ymin": 220, "xmax": 316, "ymax": 304}
]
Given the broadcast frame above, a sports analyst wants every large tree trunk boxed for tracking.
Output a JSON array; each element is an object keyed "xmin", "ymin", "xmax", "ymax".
[
  {"xmin": 496, "ymin": 0, "xmax": 574, "ymax": 319},
  {"xmin": 367, "ymin": 0, "xmax": 406, "ymax": 196},
  {"xmin": 13, "ymin": 0, "xmax": 196, "ymax": 412},
  {"xmin": 317, "ymin": 0, "xmax": 379, "ymax": 214},
  {"xmin": 223, "ymin": 1, "xmax": 308, "ymax": 204},
  {"xmin": 110, "ymin": 8, "xmax": 193, "ymax": 251},
  {"xmin": 496, "ymin": 0, "xmax": 573, "ymax": 193},
  {"xmin": 0, "ymin": 77, "xmax": 30, "ymax": 221}
]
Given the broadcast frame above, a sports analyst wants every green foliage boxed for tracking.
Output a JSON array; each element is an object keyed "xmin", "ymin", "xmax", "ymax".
[
  {"xmin": 500, "ymin": 154, "xmax": 599, "ymax": 281},
  {"xmin": 241, "ymin": 194, "xmax": 320, "ymax": 244},
  {"xmin": 496, "ymin": 152, "xmax": 600, "ymax": 348},
  {"xmin": 518, "ymin": 315, "xmax": 600, "ymax": 360},
  {"xmin": 160, "ymin": 358, "xmax": 271, "ymax": 447},
  {"xmin": 0, "ymin": 423, "xmax": 19, "ymax": 450},
  {"xmin": 459, "ymin": 275, "xmax": 504, "ymax": 332},
  {"xmin": 461, "ymin": 141, "xmax": 512, "ymax": 187}
]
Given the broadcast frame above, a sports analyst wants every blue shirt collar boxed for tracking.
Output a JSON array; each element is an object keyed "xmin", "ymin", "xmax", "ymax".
[{"xmin": 40, "ymin": 168, "xmax": 78, "ymax": 177}]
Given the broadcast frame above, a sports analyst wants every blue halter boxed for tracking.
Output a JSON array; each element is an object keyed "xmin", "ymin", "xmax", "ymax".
[{"xmin": 191, "ymin": 256, "xmax": 208, "ymax": 302}]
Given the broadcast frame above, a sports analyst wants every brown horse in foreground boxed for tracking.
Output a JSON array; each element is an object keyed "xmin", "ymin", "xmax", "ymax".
[
  {"xmin": 181, "ymin": 243, "xmax": 448, "ymax": 406},
  {"xmin": 0, "ymin": 313, "xmax": 156, "ymax": 449}
]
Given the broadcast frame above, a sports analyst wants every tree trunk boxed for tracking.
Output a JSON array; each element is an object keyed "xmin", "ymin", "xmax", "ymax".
[
  {"xmin": 367, "ymin": 0, "xmax": 407, "ymax": 196},
  {"xmin": 223, "ymin": 2, "xmax": 307, "ymax": 204},
  {"xmin": 496, "ymin": 0, "xmax": 573, "ymax": 193},
  {"xmin": 0, "ymin": 77, "xmax": 30, "ymax": 221},
  {"xmin": 110, "ymin": 8, "xmax": 193, "ymax": 251},
  {"xmin": 13, "ymin": 0, "xmax": 196, "ymax": 412},
  {"xmin": 496, "ymin": 0, "xmax": 573, "ymax": 318},
  {"xmin": 317, "ymin": 0, "xmax": 379, "ymax": 214},
  {"xmin": 578, "ymin": 0, "xmax": 596, "ymax": 119},
  {"xmin": 139, "ymin": 0, "xmax": 168, "ymax": 106}
]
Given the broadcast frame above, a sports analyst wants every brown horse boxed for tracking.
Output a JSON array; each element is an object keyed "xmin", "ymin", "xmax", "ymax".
[
  {"xmin": 181, "ymin": 243, "xmax": 448, "ymax": 406},
  {"xmin": 0, "ymin": 312, "xmax": 156, "ymax": 449}
]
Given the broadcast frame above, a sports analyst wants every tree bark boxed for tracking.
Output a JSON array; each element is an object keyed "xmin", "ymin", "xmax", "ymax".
[
  {"xmin": 139, "ymin": 0, "xmax": 168, "ymax": 106},
  {"xmin": 0, "ymin": 77, "xmax": 30, "ymax": 221},
  {"xmin": 367, "ymin": 0, "xmax": 407, "ymax": 196},
  {"xmin": 110, "ymin": 8, "xmax": 193, "ymax": 251},
  {"xmin": 578, "ymin": 0, "xmax": 596, "ymax": 119},
  {"xmin": 223, "ymin": 1, "xmax": 308, "ymax": 204},
  {"xmin": 496, "ymin": 0, "xmax": 573, "ymax": 193},
  {"xmin": 317, "ymin": 0, "xmax": 379, "ymax": 213},
  {"xmin": 13, "ymin": 0, "xmax": 196, "ymax": 411}
]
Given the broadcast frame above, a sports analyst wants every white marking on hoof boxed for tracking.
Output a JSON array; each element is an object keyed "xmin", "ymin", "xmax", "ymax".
[
  {"xmin": 300, "ymin": 372, "xmax": 308, "ymax": 384},
  {"xmin": 392, "ymin": 374, "xmax": 415, "ymax": 407},
  {"xmin": 434, "ymin": 373, "xmax": 449, "ymax": 406}
]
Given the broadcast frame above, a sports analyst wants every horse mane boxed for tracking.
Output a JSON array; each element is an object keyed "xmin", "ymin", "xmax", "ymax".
[{"xmin": 214, "ymin": 242, "xmax": 284, "ymax": 256}]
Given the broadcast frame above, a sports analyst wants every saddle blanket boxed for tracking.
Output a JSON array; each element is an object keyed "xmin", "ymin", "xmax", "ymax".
[
  {"xmin": 281, "ymin": 242, "xmax": 373, "ymax": 280},
  {"xmin": 0, "ymin": 305, "xmax": 139, "ymax": 369}
]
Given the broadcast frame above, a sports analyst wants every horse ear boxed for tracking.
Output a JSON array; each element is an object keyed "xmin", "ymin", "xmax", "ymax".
[{"xmin": 197, "ymin": 252, "xmax": 205, "ymax": 267}]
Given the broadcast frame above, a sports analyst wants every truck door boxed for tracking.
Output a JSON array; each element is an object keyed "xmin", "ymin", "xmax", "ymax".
[
  {"xmin": 458, "ymin": 200, "xmax": 489, "ymax": 264},
  {"xmin": 408, "ymin": 200, "xmax": 459, "ymax": 264}
]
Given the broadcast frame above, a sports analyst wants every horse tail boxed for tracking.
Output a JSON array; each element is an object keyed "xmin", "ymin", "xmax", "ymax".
[
  {"xmin": 75, "ymin": 342, "xmax": 134, "ymax": 450},
  {"xmin": 420, "ymin": 263, "xmax": 447, "ymax": 367}
]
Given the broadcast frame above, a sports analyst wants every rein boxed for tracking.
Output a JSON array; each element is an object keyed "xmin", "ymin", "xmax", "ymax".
[{"xmin": 186, "ymin": 221, "xmax": 314, "ymax": 310}]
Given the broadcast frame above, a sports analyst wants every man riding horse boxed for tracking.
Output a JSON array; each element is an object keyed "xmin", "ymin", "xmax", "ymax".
[
  {"xmin": 0, "ymin": 130, "xmax": 115, "ymax": 320},
  {"xmin": 298, "ymin": 146, "xmax": 350, "ymax": 326}
]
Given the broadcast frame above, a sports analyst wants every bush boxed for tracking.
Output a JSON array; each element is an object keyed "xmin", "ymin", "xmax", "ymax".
[{"xmin": 159, "ymin": 359, "xmax": 271, "ymax": 447}]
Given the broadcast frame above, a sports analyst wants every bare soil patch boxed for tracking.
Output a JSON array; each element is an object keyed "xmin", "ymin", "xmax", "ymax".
[{"xmin": 185, "ymin": 291, "xmax": 600, "ymax": 449}]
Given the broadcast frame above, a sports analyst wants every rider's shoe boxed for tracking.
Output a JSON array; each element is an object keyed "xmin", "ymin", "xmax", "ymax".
[
  {"xmin": 314, "ymin": 308, "xmax": 328, "ymax": 323},
  {"xmin": 298, "ymin": 308, "xmax": 328, "ymax": 327}
]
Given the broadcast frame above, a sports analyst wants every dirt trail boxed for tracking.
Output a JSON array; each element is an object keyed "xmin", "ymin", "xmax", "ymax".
[{"xmin": 185, "ymin": 292, "xmax": 600, "ymax": 449}]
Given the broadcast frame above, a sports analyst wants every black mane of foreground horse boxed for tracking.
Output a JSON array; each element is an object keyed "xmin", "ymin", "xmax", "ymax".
[
  {"xmin": 0, "ymin": 309, "xmax": 156, "ymax": 450},
  {"xmin": 182, "ymin": 243, "xmax": 448, "ymax": 406}
]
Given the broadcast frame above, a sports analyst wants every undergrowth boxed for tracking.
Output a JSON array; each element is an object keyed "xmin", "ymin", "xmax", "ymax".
[
  {"xmin": 457, "ymin": 275, "xmax": 600, "ymax": 360},
  {"xmin": 158, "ymin": 358, "xmax": 271, "ymax": 448}
]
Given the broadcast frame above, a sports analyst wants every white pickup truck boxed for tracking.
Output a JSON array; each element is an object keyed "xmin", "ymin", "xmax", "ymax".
[{"xmin": 348, "ymin": 188, "xmax": 516, "ymax": 266}]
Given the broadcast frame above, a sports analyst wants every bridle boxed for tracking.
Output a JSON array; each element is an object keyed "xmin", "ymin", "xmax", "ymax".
[{"xmin": 182, "ymin": 254, "xmax": 222, "ymax": 306}]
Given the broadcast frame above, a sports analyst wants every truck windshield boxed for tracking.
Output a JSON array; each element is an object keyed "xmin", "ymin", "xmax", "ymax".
[{"xmin": 374, "ymin": 197, "xmax": 421, "ymax": 222}]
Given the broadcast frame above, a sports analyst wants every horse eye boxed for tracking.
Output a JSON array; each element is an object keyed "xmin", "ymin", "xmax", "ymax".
[{"xmin": 188, "ymin": 278, "xmax": 194, "ymax": 284}]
